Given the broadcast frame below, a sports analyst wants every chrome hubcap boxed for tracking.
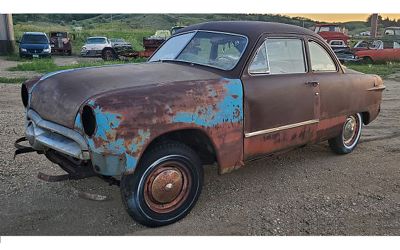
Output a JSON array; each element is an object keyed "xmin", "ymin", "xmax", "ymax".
[{"xmin": 343, "ymin": 115, "xmax": 358, "ymax": 146}]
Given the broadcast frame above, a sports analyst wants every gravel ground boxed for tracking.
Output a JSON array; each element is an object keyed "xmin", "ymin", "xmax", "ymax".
[
  {"xmin": 0, "ymin": 69, "xmax": 399, "ymax": 235},
  {"xmin": 0, "ymin": 57, "xmax": 40, "ymax": 79}
]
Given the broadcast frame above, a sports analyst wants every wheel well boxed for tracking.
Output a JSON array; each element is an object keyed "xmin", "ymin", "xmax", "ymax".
[
  {"xmin": 363, "ymin": 56, "xmax": 373, "ymax": 63},
  {"xmin": 361, "ymin": 111, "xmax": 370, "ymax": 125},
  {"xmin": 103, "ymin": 47, "xmax": 114, "ymax": 51},
  {"xmin": 143, "ymin": 129, "xmax": 217, "ymax": 166}
]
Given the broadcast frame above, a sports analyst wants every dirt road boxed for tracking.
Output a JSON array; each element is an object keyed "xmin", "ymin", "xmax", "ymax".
[{"xmin": 0, "ymin": 72, "xmax": 399, "ymax": 235}]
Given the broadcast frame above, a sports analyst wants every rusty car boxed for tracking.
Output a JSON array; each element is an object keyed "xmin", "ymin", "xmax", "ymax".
[
  {"xmin": 15, "ymin": 21, "xmax": 385, "ymax": 227},
  {"xmin": 49, "ymin": 31, "xmax": 72, "ymax": 56},
  {"xmin": 354, "ymin": 39, "xmax": 400, "ymax": 63}
]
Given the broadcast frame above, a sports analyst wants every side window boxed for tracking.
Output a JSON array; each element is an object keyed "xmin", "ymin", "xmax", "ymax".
[
  {"xmin": 308, "ymin": 41, "xmax": 337, "ymax": 72},
  {"xmin": 249, "ymin": 38, "xmax": 306, "ymax": 75},
  {"xmin": 248, "ymin": 42, "xmax": 269, "ymax": 74},
  {"xmin": 383, "ymin": 41, "xmax": 394, "ymax": 49}
]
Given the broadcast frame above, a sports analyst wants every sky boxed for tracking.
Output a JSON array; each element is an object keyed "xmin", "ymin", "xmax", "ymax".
[{"xmin": 285, "ymin": 14, "xmax": 400, "ymax": 22}]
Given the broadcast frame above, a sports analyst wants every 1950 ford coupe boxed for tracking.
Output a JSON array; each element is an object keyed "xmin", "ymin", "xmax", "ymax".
[{"xmin": 16, "ymin": 21, "xmax": 385, "ymax": 227}]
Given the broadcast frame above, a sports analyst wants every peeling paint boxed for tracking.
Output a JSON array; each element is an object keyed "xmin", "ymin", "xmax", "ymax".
[
  {"xmin": 81, "ymin": 77, "xmax": 244, "ymax": 176},
  {"xmin": 172, "ymin": 78, "xmax": 243, "ymax": 127}
]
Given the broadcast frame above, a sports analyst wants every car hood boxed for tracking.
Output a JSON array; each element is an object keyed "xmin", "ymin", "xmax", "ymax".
[
  {"xmin": 29, "ymin": 62, "xmax": 220, "ymax": 128},
  {"xmin": 82, "ymin": 44, "xmax": 107, "ymax": 50},
  {"xmin": 20, "ymin": 43, "xmax": 49, "ymax": 49}
]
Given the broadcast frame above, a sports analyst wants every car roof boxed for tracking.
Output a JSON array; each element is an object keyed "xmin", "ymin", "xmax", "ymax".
[
  {"xmin": 315, "ymin": 23, "xmax": 341, "ymax": 27},
  {"xmin": 176, "ymin": 21, "xmax": 319, "ymax": 39},
  {"xmin": 87, "ymin": 36, "xmax": 108, "ymax": 39},
  {"xmin": 23, "ymin": 32, "xmax": 47, "ymax": 36},
  {"xmin": 385, "ymin": 27, "xmax": 400, "ymax": 30},
  {"xmin": 169, "ymin": 21, "xmax": 328, "ymax": 78}
]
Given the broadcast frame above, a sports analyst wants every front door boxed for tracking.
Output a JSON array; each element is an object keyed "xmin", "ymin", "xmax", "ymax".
[{"xmin": 241, "ymin": 36, "xmax": 320, "ymax": 160}]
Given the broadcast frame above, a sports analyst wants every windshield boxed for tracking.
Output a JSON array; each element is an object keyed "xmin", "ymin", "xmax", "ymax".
[
  {"xmin": 149, "ymin": 31, "xmax": 248, "ymax": 71},
  {"xmin": 86, "ymin": 38, "xmax": 107, "ymax": 44},
  {"xmin": 316, "ymin": 26, "xmax": 341, "ymax": 32},
  {"xmin": 21, "ymin": 34, "xmax": 48, "ymax": 44}
]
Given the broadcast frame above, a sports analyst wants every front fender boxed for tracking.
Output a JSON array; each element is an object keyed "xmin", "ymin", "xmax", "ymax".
[{"xmin": 80, "ymin": 78, "xmax": 244, "ymax": 176}]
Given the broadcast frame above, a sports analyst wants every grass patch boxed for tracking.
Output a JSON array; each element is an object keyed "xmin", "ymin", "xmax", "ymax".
[
  {"xmin": 0, "ymin": 77, "xmax": 28, "ymax": 83},
  {"xmin": 345, "ymin": 62, "xmax": 400, "ymax": 78},
  {"xmin": 8, "ymin": 57, "xmax": 147, "ymax": 74}
]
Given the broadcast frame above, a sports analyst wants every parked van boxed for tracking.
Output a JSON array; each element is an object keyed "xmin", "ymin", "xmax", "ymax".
[{"xmin": 18, "ymin": 32, "xmax": 51, "ymax": 58}]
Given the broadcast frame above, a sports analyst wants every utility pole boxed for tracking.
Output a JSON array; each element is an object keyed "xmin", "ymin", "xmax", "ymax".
[
  {"xmin": 371, "ymin": 13, "xmax": 379, "ymax": 39},
  {"xmin": 0, "ymin": 14, "xmax": 15, "ymax": 55}
]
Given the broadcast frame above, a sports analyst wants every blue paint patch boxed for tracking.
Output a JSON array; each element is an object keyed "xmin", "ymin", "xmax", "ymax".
[
  {"xmin": 172, "ymin": 78, "xmax": 243, "ymax": 127},
  {"xmin": 92, "ymin": 105, "xmax": 121, "ymax": 141},
  {"xmin": 125, "ymin": 153, "xmax": 138, "ymax": 170},
  {"xmin": 85, "ymin": 101, "xmax": 151, "ymax": 174}
]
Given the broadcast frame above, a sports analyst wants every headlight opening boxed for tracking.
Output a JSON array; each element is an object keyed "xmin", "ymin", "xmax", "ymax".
[
  {"xmin": 82, "ymin": 105, "xmax": 96, "ymax": 137},
  {"xmin": 21, "ymin": 84, "xmax": 29, "ymax": 108}
]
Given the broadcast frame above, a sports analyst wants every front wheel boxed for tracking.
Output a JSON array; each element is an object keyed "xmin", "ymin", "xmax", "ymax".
[
  {"xmin": 329, "ymin": 113, "xmax": 363, "ymax": 154},
  {"xmin": 120, "ymin": 142, "xmax": 203, "ymax": 227},
  {"xmin": 102, "ymin": 48, "xmax": 117, "ymax": 61}
]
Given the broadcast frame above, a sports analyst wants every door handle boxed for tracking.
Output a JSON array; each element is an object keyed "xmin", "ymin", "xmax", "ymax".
[{"xmin": 305, "ymin": 81, "xmax": 319, "ymax": 87}]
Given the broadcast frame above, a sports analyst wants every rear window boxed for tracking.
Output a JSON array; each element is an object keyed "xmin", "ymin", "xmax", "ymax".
[{"xmin": 21, "ymin": 34, "xmax": 48, "ymax": 44}]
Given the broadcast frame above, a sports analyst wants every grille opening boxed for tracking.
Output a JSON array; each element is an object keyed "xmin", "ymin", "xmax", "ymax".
[
  {"xmin": 21, "ymin": 84, "xmax": 29, "ymax": 107},
  {"xmin": 82, "ymin": 105, "xmax": 96, "ymax": 137}
]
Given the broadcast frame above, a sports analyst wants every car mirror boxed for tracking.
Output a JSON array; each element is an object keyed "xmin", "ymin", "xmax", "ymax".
[{"xmin": 16, "ymin": 40, "xmax": 20, "ymax": 44}]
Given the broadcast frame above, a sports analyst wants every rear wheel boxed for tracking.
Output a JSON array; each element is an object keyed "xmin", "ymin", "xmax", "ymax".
[
  {"xmin": 329, "ymin": 113, "xmax": 362, "ymax": 154},
  {"xmin": 120, "ymin": 141, "xmax": 203, "ymax": 227}
]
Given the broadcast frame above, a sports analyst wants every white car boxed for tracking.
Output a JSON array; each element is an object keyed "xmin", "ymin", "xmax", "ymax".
[{"xmin": 80, "ymin": 37, "xmax": 112, "ymax": 57}]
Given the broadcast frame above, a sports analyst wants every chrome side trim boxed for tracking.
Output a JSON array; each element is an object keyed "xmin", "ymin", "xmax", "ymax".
[
  {"xmin": 367, "ymin": 85, "xmax": 386, "ymax": 91},
  {"xmin": 245, "ymin": 119, "xmax": 319, "ymax": 138},
  {"xmin": 27, "ymin": 109, "xmax": 88, "ymax": 151}
]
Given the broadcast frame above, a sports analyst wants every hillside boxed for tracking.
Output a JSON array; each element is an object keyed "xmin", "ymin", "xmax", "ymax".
[{"xmin": 11, "ymin": 14, "xmax": 373, "ymax": 55}]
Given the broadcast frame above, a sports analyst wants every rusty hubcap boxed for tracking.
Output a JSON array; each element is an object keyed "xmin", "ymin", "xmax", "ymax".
[{"xmin": 144, "ymin": 162, "xmax": 191, "ymax": 214}]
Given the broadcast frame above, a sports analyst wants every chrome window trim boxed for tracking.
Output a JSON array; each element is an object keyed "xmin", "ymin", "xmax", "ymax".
[
  {"xmin": 248, "ymin": 37, "xmax": 308, "ymax": 76},
  {"xmin": 149, "ymin": 29, "xmax": 249, "ymax": 71},
  {"xmin": 244, "ymin": 119, "xmax": 319, "ymax": 138}
]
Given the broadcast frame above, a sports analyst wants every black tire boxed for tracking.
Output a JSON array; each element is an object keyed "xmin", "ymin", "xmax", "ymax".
[
  {"xmin": 102, "ymin": 48, "xmax": 117, "ymax": 61},
  {"xmin": 362, "ymin": 56, "xmax": 373, "ymax": 64},
  {"xmin": 328, "ymin": 113, "xmax": 363, "ymax": 154},
  {"xmin": 120, "ymin": 141, "xmax": 203, "ymax": 227}
]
